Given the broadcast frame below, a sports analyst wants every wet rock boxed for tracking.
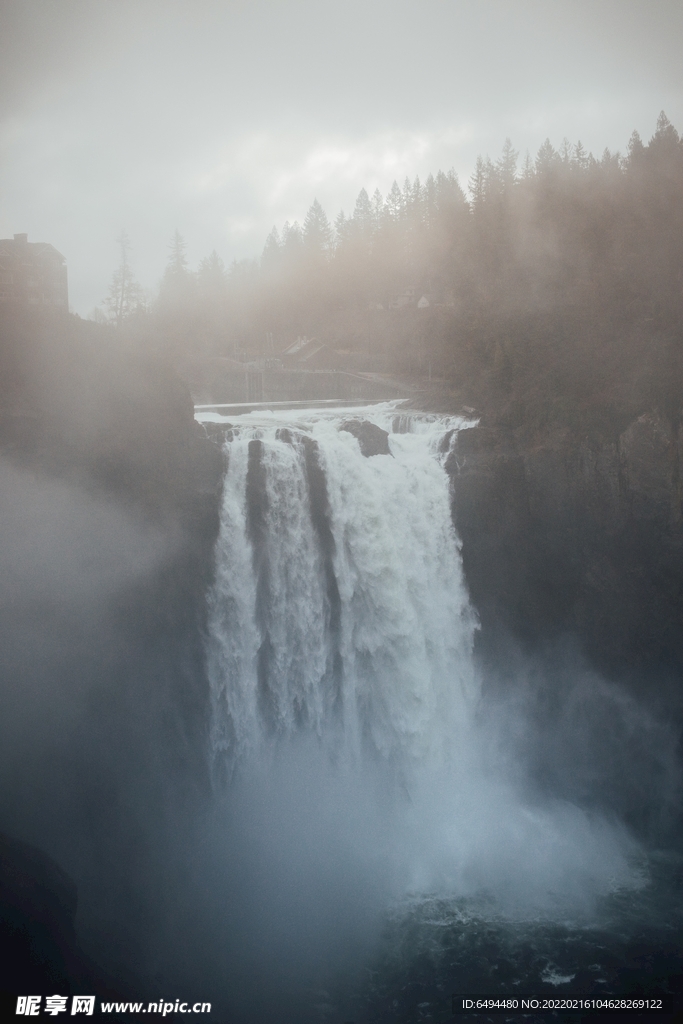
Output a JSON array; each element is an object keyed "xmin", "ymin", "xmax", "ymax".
[
  {"xmin": 448, "ymin": 413, "xmax": 683, "ymax": 679},
  {"xmin": 0, "ymin": 832, "xmax": 77, "ymax": 992},
  {"xmin": 339, "ymin": 419, "xmax": 391, "ymax": 457},
  {"xmin": 619, "ymin": 411, "xmax": 681, "ymax": 527}
]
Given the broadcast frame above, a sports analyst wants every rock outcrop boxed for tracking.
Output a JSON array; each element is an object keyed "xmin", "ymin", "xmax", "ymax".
[
  {"xmin": 339, "ymin": 419, "xmax": 391, "ymax": 457},
  {"xmin": 449, "ymin": 410, "xmax": 683, "ymax": 683},
  {"xmin": 0, "ymin": 831, "xmax": 78, "ymax": 993},
  {"xmin": 0, "ymin": 310, "xmax": 224, "ymax": 997}
]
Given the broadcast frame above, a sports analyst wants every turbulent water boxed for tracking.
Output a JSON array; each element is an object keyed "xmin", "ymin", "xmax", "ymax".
[
  {"xmin": 206, "ymin": 405, "xmax": 476, "ymax": 771},
  {"xmin": 197, "ymin": 403, "xmax": 682, "ymax": 1021}
]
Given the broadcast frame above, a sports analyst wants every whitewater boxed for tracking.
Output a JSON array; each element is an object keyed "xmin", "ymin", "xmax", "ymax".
[{"xmin": 199, "ymin": 402, "xmax": 640, "ymax": 918}]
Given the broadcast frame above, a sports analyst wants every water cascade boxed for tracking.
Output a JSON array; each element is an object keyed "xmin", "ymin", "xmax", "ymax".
[
  {"xmin": 203, "ymin": 403, "xmax": 639, "ymax": 917},
  {"xmin": 207, "ymin": 407, "xmax": 475, "ymax": 770}
]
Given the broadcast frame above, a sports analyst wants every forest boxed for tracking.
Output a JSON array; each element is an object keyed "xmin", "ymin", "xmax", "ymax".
[{"xmin": 102, "ymin": 112, "xmax": 683, "ymax": 433}]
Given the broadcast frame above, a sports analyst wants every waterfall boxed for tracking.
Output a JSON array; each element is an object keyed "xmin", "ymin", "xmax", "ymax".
[
  {"xmin": 202, "ymin": 402, "xmax": 639, "ymax": 914},
  {"xmin": 206, "ymin": 405, "xmax": 477, "ymax": 774}
]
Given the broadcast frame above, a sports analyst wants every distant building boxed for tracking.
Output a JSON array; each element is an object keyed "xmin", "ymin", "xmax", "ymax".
[
  {"xmin": 0, "ymin": 233, "xmax": 68, "ymax": 309},
  {"xmin": 281, "ymin": 336, "xmax": 343, "ymax": 370},
  {"xmin": 417, "ymin": 294, "xmax": 430, "ymax": 308}
]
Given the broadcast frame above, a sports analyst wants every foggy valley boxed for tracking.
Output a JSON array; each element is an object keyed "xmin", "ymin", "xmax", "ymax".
[{"xmin": 1, "ymin": 3, "xmax": 683, "ymax": 1023}]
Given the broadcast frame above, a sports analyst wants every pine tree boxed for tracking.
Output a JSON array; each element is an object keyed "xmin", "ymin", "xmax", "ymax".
[
  {"xmin": 371, "ymin": 188, "xmax": 384, "ymax": 230},
  {"xmin": 261, "ymin": 228, "xmax": 281, "ymax": 274},
  {"xmin": 334, "ymin": 210, "xmax": 352, "ymax": 251},
  {"xmin": 160, "ymin": 229, "xmax": 193, "ymax": 295},
  {"xmin": 401, "ymin": 177, "xmax": 413, "ymax": 211},
  {"xmin": 484, "ymin": 157, "xmax": 501, "ymax": 201},
  {"xmin": 303, "ymin": 199, "xmax": 332, "ymax": 257},
  {"xmin": 158, "ymin": 229, "xmax": 195, "ymax": 319},
  {"xmin": 353, "ymin": 188, "xmax": 373, "ymax": 233},
  {"xmin": 600, "ymin": 147, "xmax": 621, "ymax": 171},
  {"xmin": 423, "ymin": 174, "xmax": 437, "ymax": 228},
  {"xmin": 104, "ymin": 231, "xmax": 143, "ymax": 328},
  {"xmin": 652, "ymin": 111, "xmax": 680, "ymax": 146},
  {"xmin": 435, "ymin": 169, "xmax": 466, "ymax": 213},
  {"xmin": 468, "ymin": 156, "xmax": 487, "ymax": 211},
  {"xmin": 167, "ymin": 229, "xmax": 188, "ymax": 276},
  {"xmin": 497, "ymin": 138, "xmax": 518, "ymax": 190},
  {"xmin": 282, "ymin": 221, "xmax": 303, "ymax": 260},
  {"xmin": 626, "ymin": 130, "xmax": 645, "ymax": 164},
  {"xmin": 385, "ymin": 181, "xmax": 403, "ymax": 220},
  {"xmin": 535, "ymin": 139, "xmax": 558, "ymax": 175},
  {"xmin": 198, "ymin": 250, "xmax": 226, "ymax": 292},
  {"xmin": 410, "ymin": 176, "xmax": 423, "ymax": 214},
  {"xmin": 573, "ymin": 141, "xmax": 589, "ymax": 171}
]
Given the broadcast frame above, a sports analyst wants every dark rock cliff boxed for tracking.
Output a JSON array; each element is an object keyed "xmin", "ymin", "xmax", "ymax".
[
  {"xmin": 448, "ymin": 410, "xmax": 683, "ymax": 690},
  {"xmin": 0, "ymin": 309, "xmax": 224, "ymax": 997}
]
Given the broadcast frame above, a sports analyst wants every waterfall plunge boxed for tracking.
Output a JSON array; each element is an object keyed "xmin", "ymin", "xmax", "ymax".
[
  {"xmin": 204, "ymin": 404, "xmax": 639, "ymax": 917},
  {"xmin": 207, "ymin": 407, "xmax": 476, "ymax": 771}
]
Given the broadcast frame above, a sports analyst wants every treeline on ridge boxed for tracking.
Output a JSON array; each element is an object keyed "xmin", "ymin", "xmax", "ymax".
[{"xmin": 107, "ymin": 113, "xmax": 683, "ymax": 430}]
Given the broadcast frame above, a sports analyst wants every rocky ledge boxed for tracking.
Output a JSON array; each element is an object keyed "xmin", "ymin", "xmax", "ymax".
[{"xmin": 448, "ymin": 409, "xmax": 683, "ymax": 687}]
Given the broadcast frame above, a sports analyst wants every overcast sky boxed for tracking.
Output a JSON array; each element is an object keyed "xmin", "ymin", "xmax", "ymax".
[{"xmin": 1, "ymin": 0, "xmax": 682, "ymax": 315}]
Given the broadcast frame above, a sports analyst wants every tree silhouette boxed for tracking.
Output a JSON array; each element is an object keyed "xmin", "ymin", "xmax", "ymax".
[
  {"xmin": 104, "ymin": 231, "xmax": 143, "ymax": 328},
  {"xmin": 468, "ymin": 156, "xmax": 486, "ymax": 211},
  {"xmin": 198, "ymin": 250, "xmax": 226, "ymax": 293},
  {"xmin": 303, "ymin": 199, "xmax": 332, "ymax": 258}
]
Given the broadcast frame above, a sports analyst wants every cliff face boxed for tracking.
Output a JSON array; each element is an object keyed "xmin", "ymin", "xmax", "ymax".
[
  {"xmin": 448, "ymin": 410, "xmax": 683, "ymax": 687},
  {"xmin": 0, "ymin": 309, "xmax": 224, "ymax": 993}
]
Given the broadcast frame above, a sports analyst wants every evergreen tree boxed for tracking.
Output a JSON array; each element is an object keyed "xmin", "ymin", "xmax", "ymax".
[
  {"xmin": 353, "ymin": 188, "xmax": 373, "ymax": 232},
  {"xmin": 198, "ymin": 250, "xmax": 226, "ymax": 292},
  {"xmin": 167, "ymin": 229, "xmax": 188, "ymax": 276},
  {"xmin": 385, "ymin": 180, "xmax": 403, "ymax": 220},
  {"xmin": 484, "ymin": 157, "xmax": 501, "ymax": 201},
  {"xmin": 104, "ymin": 231, "xmax": 143, "ymax": 328},
  {"xmin": 651, "ymin": 111, "xmax": 680, "ymax": 148},
  {"xmin": 401, "ymin": 177, "xmax": 417, "ymax": 218},
  {"xmin": 159, "ymin": 229, "xmax": 195, "ymax": 317},
  {"xmin": 423, "ymin": 174, "xmax": 437, "ymax": 228},
  {"xmin": 497, "ymin": 138, "xmax": 518, "ymax": 190},
  {"xmin": 600, "ymin": 147, "xmax": 621, "ymax": 171},
  {"xmin": 371, "ymin": 188, "xmax": 385, "ymax": 230},
  {"xmin": 282, "ymin": 221, "xmax": 303, "ymax": 261},
  {"xmin": 626, "ymin": 130, "xmax": 645, "ymax": 164},
  {"xmin": 573, "ymin": 140, "xmax": 590, "ymax": 171},
  {"xmin": 261, "ymin": 228, "xmax": 282, "ymax": 274},
  {"xmin": 435, "ymin": 169, "xmax": 466, "ymax": 212},
  {"xmin": 411, "ymin": 176, "xmax": 424, "ymax": 211},
  {"xmin": 535, "ymin": 139, "xmax": 558, "ymax": 174},
  {"xmin": 334, "ymin": 210, "xmax": 350, "ymax": 248},
  {"xmin": 303, "ymin": 200, "xmax": 331, "ymax": 257},
  {"xmin": 468, "ymin": 156, "xmax": 487, "ymax": 210}
]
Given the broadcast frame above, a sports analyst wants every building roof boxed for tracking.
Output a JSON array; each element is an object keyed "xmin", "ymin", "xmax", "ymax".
[{"xmin": 0, "ymin": 235, "xmax": 66, "ymax": 264}]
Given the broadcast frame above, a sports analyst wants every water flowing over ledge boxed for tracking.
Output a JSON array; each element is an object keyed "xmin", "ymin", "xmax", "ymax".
[
  {"xmin": 203, "ymin": 403, "xmax": 643, "ymax": 918},
  {"xmin": 205, "ymin": 403, "xmax": 477, "ymax": 769}
]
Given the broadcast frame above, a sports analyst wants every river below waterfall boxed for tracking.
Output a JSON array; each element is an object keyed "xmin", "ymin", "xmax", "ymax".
[{"xmin": 194, "ymin": 402, "xmax": 682, "ymax": 1023}]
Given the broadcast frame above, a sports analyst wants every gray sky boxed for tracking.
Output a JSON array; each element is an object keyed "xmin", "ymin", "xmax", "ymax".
[{"xmin": 1, "ymin": 0, "xmax": 682, "ymax": 315}]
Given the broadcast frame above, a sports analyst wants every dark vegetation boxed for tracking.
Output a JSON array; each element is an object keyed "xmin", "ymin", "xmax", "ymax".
[
  {"xmin": 0, "ymin": 308, "xmax": 223, "ymax": 1011},
  {"xmin": 108, "ymin": 112, "xmax": 683, "ymax": 438}
]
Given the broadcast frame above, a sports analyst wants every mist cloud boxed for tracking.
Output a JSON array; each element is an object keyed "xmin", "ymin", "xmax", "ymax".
[{"xmin": 1, "ymin": 0, "xmax": 682, "ymax": 313}]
